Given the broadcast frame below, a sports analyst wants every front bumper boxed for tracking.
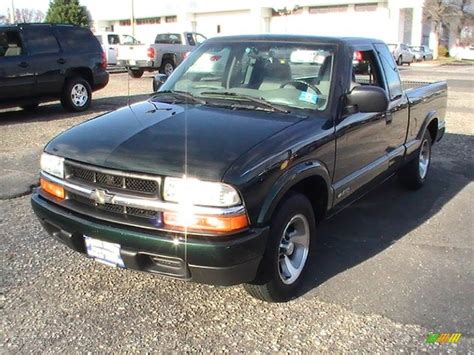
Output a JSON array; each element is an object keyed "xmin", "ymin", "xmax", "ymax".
[{"xmin": 31, "ymin": 193, "xmax": 268, "ymax": 286}]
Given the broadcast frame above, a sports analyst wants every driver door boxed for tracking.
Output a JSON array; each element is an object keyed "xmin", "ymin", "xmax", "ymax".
[{"xmin": 332, "ymin": 47, "xmax": 389, "ymax": 206}]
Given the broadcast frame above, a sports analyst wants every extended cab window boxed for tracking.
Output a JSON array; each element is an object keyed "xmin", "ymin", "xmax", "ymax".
[
  {"xmin": 23, "ymin": 27, "xmax": 59, "ymax": 55},
  {"xmin": 0, "ymin": 30, "xmax": 24, "ymax": 57},
  {"xmin": 374, "ymin": 43, "xmax": 403, "ymax": 99},
  {"xmin": 186, "ymin": 33, "xmax": 196, "ymax": 46},
  {"xmin": 165, "ymin": 42, "xmax": 336, "ymax": 111}
]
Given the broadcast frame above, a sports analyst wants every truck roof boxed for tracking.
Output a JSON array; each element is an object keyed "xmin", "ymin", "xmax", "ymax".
[
  {"xmin": 207, "ymin": 34, "xmax": 385, "ymax": 46},
  {"xmin": 0, "ymin": 23, "xmax": 81, "ymax": 29}
]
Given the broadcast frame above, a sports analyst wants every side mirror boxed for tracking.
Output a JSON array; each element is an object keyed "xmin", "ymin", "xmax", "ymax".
[
  {"xmin": 346, "ymin": 86, "xmax": 389, "ymax": 113},
  {"xmin": 152, "ymin": 74, "xmax": 168, "ymax": 92}
]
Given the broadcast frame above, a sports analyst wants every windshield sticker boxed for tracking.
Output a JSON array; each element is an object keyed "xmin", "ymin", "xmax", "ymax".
[{"xmin": 299, "ymin": 91, "xmax": 318, "ymax": 105}]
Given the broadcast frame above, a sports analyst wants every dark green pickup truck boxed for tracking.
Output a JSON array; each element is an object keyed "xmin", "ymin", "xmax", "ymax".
[{"xmin": 32, "ymin": 35, "xmax": 447, "ymax": 302}]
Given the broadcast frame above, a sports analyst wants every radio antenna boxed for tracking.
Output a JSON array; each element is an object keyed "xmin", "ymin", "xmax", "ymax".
[{"xmin": 127, "ymin": 69, "xmax": 131, "ymax": 107}]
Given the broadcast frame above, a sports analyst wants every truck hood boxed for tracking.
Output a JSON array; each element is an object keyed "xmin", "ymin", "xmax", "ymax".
[{"xmin": 45, "ymin": 100, "xmax": 305, "ymax": 181}]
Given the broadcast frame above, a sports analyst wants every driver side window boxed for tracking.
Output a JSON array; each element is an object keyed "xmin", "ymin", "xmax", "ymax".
[{"xmin": 352, "ymin": 50, "xmax": 384, "ymax": 89}]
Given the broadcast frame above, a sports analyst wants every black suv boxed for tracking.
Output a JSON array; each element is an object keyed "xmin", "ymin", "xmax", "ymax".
[{"xmin": 0, "ymin": 23, "xmax": 109, "ymax": 112}]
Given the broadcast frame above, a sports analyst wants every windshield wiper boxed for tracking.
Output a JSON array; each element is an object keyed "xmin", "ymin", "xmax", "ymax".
[
  {"xmin": 151, "ymin": 90, "xmax": 207, "ymax": 105},
  {"xmin": 199, "ymin": 91, "xmax": 289, "ymax": 113}
]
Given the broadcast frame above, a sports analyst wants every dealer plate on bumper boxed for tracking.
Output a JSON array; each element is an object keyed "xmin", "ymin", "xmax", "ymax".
[{"xmin": 84, "ymin": 236, "xmax": 125, "ymax": 268}]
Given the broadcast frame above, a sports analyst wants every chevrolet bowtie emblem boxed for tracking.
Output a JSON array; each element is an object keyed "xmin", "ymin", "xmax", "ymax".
[{"xmin": 90, "ymin": 189, "xmax": 115, "ymax": 205}]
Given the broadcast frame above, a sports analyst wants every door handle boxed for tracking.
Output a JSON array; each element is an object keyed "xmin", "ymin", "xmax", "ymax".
[
  {"xmin": 57, "ymin": 58, "xmax": 66, "ymax": 64},
  {"xmin": 18, "ymin": 62, "xmax": 29, "ymax": 68}
]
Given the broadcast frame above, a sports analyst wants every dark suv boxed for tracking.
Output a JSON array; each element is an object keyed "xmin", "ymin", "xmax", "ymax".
[{"xmin": 0, "ymin": 23, "xmax": 109, "ymax": 112}]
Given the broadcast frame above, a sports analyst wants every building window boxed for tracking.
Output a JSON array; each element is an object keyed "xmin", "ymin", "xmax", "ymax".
[
  {"xmin": 309, "ymin": 5, "xmax": 348, "ymax": 14},
  {"xmin": 354, "ymin": 3, "xmax": 378, "ymax": 12},
  {"xmin": 119, "ymin": 19, "xmax": 131, "ymax": 26},
  {"xmin": 165, "ymin": 16, "xmax": 177, "ymax": 23},
  {"xmin": 137, "ymin": 17, "xmax": 161, "ymax": 25}
]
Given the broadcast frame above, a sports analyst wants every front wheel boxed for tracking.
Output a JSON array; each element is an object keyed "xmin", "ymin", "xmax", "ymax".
[
  {"xmin": 244, "ymin": 192, "xmax": 316, "ymax": 302},
  {"xmin": 61, "ymin": 77, "xmax": 91, "ymax": 112},
  {"xmin": 398, "ymin": 130, "xmax": 432, "ymax": 189}
]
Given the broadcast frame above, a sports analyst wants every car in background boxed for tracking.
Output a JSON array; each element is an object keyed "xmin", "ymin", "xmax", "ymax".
[
  {"xmin": 410, "ymin": 45, "xmax": 433, "ymax": 61},
  {"xmin": 117, "ymin": 32, "xmax": 206, "ymax": 78},
  {"xmin": 94, "ymin": 32, "xmax": 140, "ymax": 66},
  {"xmin": 0, "ymin": 23, "xmax": 108, "ymax": 112},
  {"xmin": 457, "ymin": 46, "xmax": 474, "ymax": 61},
  {"xmin": 388, "ymin": 43, "xmax": 415, "ymax": 65}
]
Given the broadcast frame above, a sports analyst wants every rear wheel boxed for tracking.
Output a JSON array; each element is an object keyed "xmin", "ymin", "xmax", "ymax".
[
  {"xmin": 244, "ymin": 192, "xmax": 316, "ymax": 302},
  {"xmin": 61, "ymin": 77, "xmax": 91, "ymax": 112},
  {"xmin": 128, "ymin": 69, "xmax": 144, "ymax": 78},
  {"xmin": 397, "ymin": 56, "xmax": 403, "ymax": 66},
  {"xmin": 398, "ymin": 130, "xmax": 432, "ymax": 189},
  {"xmin": 160, "ymin": 59, "xmax": 175, "ymax": 76}
]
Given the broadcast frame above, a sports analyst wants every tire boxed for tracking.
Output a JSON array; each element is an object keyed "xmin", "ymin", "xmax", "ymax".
[
  {"xmin": 160, "ymin": 59, "xmax": 175, "ymax": 76},
  {"xmin": 61, "ymin": 77, "xmax": 92, "ymax": 112},
  {"xmin": 397, "ymin": 56, "xmax": 403, "ymax": 66},
  {"xmin": 128, "ymin": 69, "xmax": 144, "ymax": 78},
  {"xmin": 244, "ymin": 192, "xmax": 316, "ymax": 302},
  {"xmin": 20, "ymin": 103, "xmax": 39, "ymax": 111},
  {"xmin": 398, "ymin": 130, "xmax": 432, "ymax": 190}
]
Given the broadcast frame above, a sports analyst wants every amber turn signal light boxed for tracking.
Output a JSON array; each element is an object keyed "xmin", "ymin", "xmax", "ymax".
[
  {"xmin": 40, "ymin": 177, "xmax": 65, "ymax": 200},
  {"xmin": 163, "ymin": 212, "xmax": 248, "ymax": 233}
]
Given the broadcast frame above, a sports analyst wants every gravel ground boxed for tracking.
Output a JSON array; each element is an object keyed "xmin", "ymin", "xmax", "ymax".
[
  {"xmin": 1, "ymin": 197, "xmax": 469, "ymax": 353},
  {"xmin": 1, "ymin": 69, "xmax": 473, "ymax": 352}
]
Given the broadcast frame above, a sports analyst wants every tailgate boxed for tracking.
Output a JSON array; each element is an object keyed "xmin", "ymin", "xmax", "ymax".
[{"xmin": 117, "ymin": 44, "xmax": 149, "ymax": 61}]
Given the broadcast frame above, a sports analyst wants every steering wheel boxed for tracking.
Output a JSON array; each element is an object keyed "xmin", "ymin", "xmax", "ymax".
[{"xmin": 280, "ymin": 80, "xmax": 322, "ymax": 95}]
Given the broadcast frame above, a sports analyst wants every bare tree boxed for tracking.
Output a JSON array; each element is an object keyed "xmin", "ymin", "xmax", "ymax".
[
  {"xmin": 424, "ymin": 0, "xmax": 474, "ymax": 58},
  {"xmin": 0, "ymin": 14, "xmax": 8, "ymax": 24},
  {"xmin": 6, "ymin": 8, "xmax": 45, "ymax": 23}
]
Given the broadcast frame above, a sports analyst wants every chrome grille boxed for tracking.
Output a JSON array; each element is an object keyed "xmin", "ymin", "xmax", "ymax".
[
  {"xmin": 65, "ymin": 161, "xmax": 160, "ymax": 196},
  {"xmin": 69, "ymin": 193, "xmax": 159, "ymax": 219}
]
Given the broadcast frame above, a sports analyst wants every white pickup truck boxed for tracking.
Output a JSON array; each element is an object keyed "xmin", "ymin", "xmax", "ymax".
[{"xmin": 117, "ymin": 32, "xmax": 206, "ymax": 78}]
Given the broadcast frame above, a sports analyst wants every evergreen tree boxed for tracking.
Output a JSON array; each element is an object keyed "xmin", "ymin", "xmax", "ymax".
[{"xmin": 45, "ymin": 0, "xmax": 89, "ymax": 27}]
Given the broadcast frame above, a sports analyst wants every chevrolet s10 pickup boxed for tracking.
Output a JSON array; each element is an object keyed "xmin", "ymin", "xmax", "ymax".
[{"xmin": 32, "ymin": 35, "xmax": 447, "ymax": 302}]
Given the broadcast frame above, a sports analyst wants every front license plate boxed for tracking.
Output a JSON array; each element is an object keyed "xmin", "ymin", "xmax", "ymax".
[
  {"xmin": 84, "ymin": 236, "xmax": 125, "ymax": 268},
  {"xmin": 129, "ymin": 60, "xmax": 136, "ymax": 65}
]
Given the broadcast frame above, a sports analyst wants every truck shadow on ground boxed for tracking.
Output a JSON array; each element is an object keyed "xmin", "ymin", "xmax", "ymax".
[
  {"xmin": 298, "ymin": 132, "xmax": 473, "ymax": 297},
  {"xmin": 0, "ymin": 93, "xmax": 149, "ymax": 125}
]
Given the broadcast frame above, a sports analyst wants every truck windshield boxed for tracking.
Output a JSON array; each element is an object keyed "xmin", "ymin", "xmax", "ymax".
[{"xmin": 160, "ymin": 41, "xmax": 336, "ymax": 111}]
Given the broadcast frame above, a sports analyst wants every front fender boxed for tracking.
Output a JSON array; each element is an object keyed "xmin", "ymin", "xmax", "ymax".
[{"xmin": 257, "ymin": 160, "xmax": 333, "ymax": 225}]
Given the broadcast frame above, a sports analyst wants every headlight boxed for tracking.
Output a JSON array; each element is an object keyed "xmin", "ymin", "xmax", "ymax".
[
  {"xmin": 163, "ymin": 177, "xmax": 241, "ymax": 207},
  {"xmin": 40, "ymin": 153, "xmax": 64, "ymax": 178}
]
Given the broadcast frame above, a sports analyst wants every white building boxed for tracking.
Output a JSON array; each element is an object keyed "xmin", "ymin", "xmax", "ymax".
[{"xmin": 91, "ymin": 0, "xmax": 427, "ymax": 46}]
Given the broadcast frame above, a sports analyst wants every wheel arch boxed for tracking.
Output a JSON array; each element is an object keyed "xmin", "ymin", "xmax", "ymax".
[
  {"xmin": 418, "ymin": 111, "xmax": 439, "ymax": 145},
  {"xmin": 257, "ymin": 161, "xmax": 333, "ymax": 225},
  {"xmin": 65, "ymin": 67, "xmax": 93, "ymax": 87}
]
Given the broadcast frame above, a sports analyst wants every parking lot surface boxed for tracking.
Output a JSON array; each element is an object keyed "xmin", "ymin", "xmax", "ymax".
[{"xmin": 1, "ymin": 67, "xmax": 473, "ymax": 352}]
